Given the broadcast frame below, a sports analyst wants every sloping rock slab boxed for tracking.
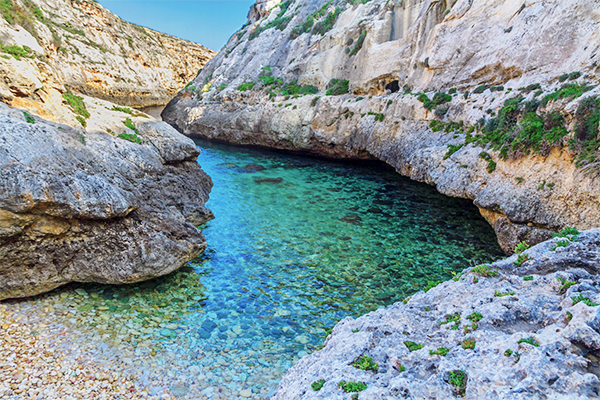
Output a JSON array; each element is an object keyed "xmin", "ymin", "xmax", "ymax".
[
  {"xmin": 0, "ymin": 104, "xmax": 213, "ymax": 299},
  {"xmin": 272, "ymin": 230, "xmax": 600, "ymax": 399}
]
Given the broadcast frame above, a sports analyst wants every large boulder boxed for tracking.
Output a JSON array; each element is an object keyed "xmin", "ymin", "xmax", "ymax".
[{"xmin": 0, "ymin": 103, "xmax": 213, "ymax": 300}]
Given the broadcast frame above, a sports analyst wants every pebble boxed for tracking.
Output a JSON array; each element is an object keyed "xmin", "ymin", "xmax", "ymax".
[{"xmin": 239, "ymin": 389, "xmax": 252, "ymax": 397}]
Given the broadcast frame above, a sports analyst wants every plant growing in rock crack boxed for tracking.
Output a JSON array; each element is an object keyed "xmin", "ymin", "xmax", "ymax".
[
  {"xmin": 557, "ymin": 276, "xmax": 577, "ymax": 293},
  {"xmin": 338, "ymin": 380, "xmax": 367, "ymax": 393},
  {"xmin": 524, "ymin": 276, "xmax": 533, "ymax": 281},
  {"xmin": 471, "ymin": 265, "xmax": 498, "ymax": 278},
  {"xmin": 518, "ymin": 337, "xmax": 540, "ymax": 347},
  {"xmin": 22, "ymin": 111, "xmax": 35, "ymax": 123},
  {"xmin": 448, "ymin": 370, "xmax": 467, "ymax": 397},
  {"xmin": 404, "ymin": 341, "xmax": 423, "ymax": 351},
  {"xmin": 551, "ymin": 239, "xmax": 571, "ymax": 251},
  {"xmin": 424, "ymin": 280, "xmax": 441, "ymax": 292},
  {"xmin": 553, "ymin": 227, "xmax": 580, "ymax": 241},
  {"xmin": 462, "ymin": 338, "xmax": 476, "ymax": 350},
  {"xmin": 430, "ymin": 347, "xmax": 450, "ymax": 356},
  {"xmin": 494, "ymin": 290, "xmax": 515, "ymax": 297},
  {"xmin": 351, "ymin": 355, "xmax": 378, "ymax": 372},
  {"xmin": 514, "ymin": 241, "xmax": 530, "ymax": 254},
  {"xmin": 513, "ymin": 253, "xmax": 532, "ymax": 267},
  {"xmin": 439, "ymin": 313, "xmax": 461, "ymax": 330},
  {"xmin": 464, "ymin": 312, "xmax": 482, "ymax": 332},
  {"xmin": 571, "ymin": 294, "xmax": 599, "ymax": 307},
  {"xmin": 311, "ymin": 379, "xmax": 325, "ymax": 391}
]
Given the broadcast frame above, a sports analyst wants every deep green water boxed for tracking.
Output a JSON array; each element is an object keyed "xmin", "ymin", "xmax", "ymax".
[{"xmin": 7, "ymin": 140, "xmax": 503, "ymax": 399}]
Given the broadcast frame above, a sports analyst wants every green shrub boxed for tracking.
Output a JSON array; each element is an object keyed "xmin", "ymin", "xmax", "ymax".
[
  {"xmin": 479, "ymin": 151, "xmax": 496, "ymax": 173},
  {"xmin": 494, "ymin": 290, "xmax": 515, "ymax": 297},
  {"xmin": 338, "ymin": 380, "xmax": 367, "ymax": 393},
  {"xmin": 326, "ymin": 79, "xmax": 349, "ymax": 95},
  {"xmin": 62, "ymin": 90, "xmax": 90, "ymax": 118},
  {"xmin": 351, "ymin": 355, "xmax": 378, "ymax": 371},
  {"xmin": 462, "ymin": 338, "xmax": 476, "ymax": 350},
  {"xmin": 22, "ymin": 110, "xmax": 35, "ymax": 123},
  {"xmin": 367, "ymin": 111, "xmax": 384, "ymax": 122},
  {"xmin": 311, "ymin": 379, "xmax": 325, "ymax": 391},
  {"xmin": 571, "ymin": 294, "xmax": 599, "ymax": 306},
  {"xmin": 237, "ymin": 81, "xmax": 256, "ymax": 91},
  {"xmin": 429, "ymin": 347, "xmax": 449, "ymax": 356},
  {"xmin": 348, "ymin": 31, "xmax": 366, "ymax": 56},
  {"xmin": 551, "ymin": 239, "xmax": 571, "ymax": 251},
  {"xmin": 0, "ymin": 43, "xmax": 33, "ymax": 60},
  {"xmin": 514, "ymin": 241, "xmax": 530, "ymax": 254},
  {"xmin": 541, "ymin": 83, "xmax": 594, "ymax": 107},
  {"xmin": 518, "ymin": 337, "xmax": 540, "ymax": 347},
  {"xmin": 443, "ymin": 144, "xmax": 463, "ymax": 160},
  {"xmin": 404, "ymin": 341, "xmax": 423, "ymax": 351},
  {"xmin": 123, "ymin": 117, "xmax": 138, "ymax": 134},
  {"xmin": 118, "ymin": 132, "xmax": 142, "ymax": 144},
  {"xmin": 553, "ymin": 227, "xmax": 580, "ymax": 239},
  {"xmin": 471, "ymin": 265, "xmax": 498, "ymax": 277},
  {"xmin": 473, "ymin": 85, "xmax": 489, "ymax": 94},
  {"xmin": 312, "ymin": 6, "xmax": 340, "ymax": 36},
  {"xmin": 449, "ymin": 370, "xmax": 467, "ymax": 397},
  {"xmin": 75, "ymin": 115, "xmax": 86, "ymax": 127}
]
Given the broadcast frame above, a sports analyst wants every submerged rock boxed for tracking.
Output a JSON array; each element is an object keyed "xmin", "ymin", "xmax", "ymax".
[
  {"xmin": 0, "ymin": 103, "xmax": 213, "ymax": 300},
  {"xmin": 255, "ymin": 177, "xmax": 284, "ymax": 184},
  {"xmin": 272, "ymin": 229, "xmax": 600, "ymax": 399}
]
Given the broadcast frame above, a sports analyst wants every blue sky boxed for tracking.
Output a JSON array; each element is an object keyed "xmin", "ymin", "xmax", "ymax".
[{"xmin": 97, "ymin": 0, "xmax": 255, "ymax": 51}]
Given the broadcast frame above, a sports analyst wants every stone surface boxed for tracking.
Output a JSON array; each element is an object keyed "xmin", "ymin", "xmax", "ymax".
[
  {"xmin": 0, "ymin": 102, "xmax": 213, "ymax": 300},
  {"xmin": 0, "ymin": 0, "xmax": 215, "ymax": 121},
  {"xmin": 163, "ymin": 0, "xmax": 600, "ymax": 252},
  {"xmin": 272, "ymin": 229, "xmax": 600, "ymax": 399}
]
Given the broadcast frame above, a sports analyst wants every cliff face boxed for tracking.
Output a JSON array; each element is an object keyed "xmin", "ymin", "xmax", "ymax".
[
  {"xmin": 0, "ymin": 0, "xmax": 215, "ymax": 115},
  {"xmin": 0, "ymin": 101, "xmax": 214, "ymax": 300},
  {"xmin": 162, "ymin": 0, "xmax": 600, "ymax": 253}
]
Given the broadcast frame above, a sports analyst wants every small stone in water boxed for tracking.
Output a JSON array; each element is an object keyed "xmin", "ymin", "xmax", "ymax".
[
  {"xmin": 295, "ymin": 335, "xmax": 309, "ymax": 344},
  {"xmin": 160, "ymin": 329, "xmax": 176, "ymax": 338},
  {"xmin": 75, "ymin": 289, "xmax": 88, "ymax": 296},
  {"xmin": 239, "ymin": 389, "xmax": 252, "ymax": 397}
]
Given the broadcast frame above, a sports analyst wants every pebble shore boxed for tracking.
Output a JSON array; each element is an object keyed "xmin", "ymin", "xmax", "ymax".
[{"xmin": 0, "ymin": 306, "xmax": 161, "ymax": 400}]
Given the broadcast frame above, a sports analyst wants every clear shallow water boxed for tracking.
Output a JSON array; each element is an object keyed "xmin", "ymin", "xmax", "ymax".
[{"xmin": 2, "ymin": 140, "xmax": 503, "ymax": 399}]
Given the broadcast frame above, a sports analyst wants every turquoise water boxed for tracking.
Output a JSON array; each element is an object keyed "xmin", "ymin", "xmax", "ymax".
[{"xmin": 5, "ymin": 140, "xmax": 503, "ymax": 399}]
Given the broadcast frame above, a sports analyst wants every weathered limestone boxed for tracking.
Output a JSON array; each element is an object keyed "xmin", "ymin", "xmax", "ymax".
[
  {"xmin": 0, "ymin": 0, "xmax": 215, "ymax": 120},
  {"xmin": 272, "ymin": 229, "xmax": 600, "ymax": 399},
  {"xmin": 163, "ymin": 0, "xmax": 600, "ymax": 252},
  {"xmin": 0, "ymin": 102, "xmax": 213, "ymax": 300}
]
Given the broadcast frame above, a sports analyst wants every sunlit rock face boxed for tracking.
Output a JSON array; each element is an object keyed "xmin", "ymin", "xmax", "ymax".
[
  {"xmin": 0, "ymin": 0, "xmax": 215, "ymax": 120},
  {"xmin": 163, "ymin": 0, "xmax": 600, "ymax": 253},
  {"xmin": 0, "ymin": 103, "xmax": 213, "ymax": 300}
]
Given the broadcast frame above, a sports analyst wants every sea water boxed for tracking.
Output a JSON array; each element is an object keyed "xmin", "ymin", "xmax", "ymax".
[{"xmin": 2, "ymin": 140, "xmax": 503, "ymax": 399}]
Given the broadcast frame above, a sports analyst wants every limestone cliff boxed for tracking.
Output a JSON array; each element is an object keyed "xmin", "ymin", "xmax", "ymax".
[
  {"xmin": 163, "ymin": 0, "xmax": 600, "ymax": 253},
  {"xmin": 0, "ymin": 0, "xmax": 215, "ymax": 120}
]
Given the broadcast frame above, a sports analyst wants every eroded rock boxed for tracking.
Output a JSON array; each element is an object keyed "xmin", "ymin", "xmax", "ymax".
[
  {"xmin": 0, "ymin": 103, "xmax": 213, "ymax": 300},
  {"xmin": 272, "ymin": 229, "xmax": 600, "ymax": 399}
]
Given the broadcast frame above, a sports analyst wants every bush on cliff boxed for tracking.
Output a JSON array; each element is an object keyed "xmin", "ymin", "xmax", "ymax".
[
  {"xmin": 326, "ymin": 79, "xmax": 349, "ymax": 95},
  {"xmin": 62, "ymin": 89, "xmax": 90, "ymax": 119}
]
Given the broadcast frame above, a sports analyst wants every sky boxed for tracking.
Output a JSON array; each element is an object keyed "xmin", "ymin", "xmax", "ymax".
[{"xmin": 97, "ymin": 0, "xmax": 256, "ymax": 51}]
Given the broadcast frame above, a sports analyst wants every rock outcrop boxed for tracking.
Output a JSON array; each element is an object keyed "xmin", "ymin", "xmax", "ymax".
[
  {"xmin": 162, "ymin": 0, "xmax": 600, "ymax": 252},
  {"xmin": 0, "ymin": 101, "xmax": 213, "ymax": 300},
  {"xmin": 0, "ymin": 0, "xmax": 215, "ymax": 119},
  {"xmin": 272, "ymin": 229, "xmax": 600, "ymax": 399}
]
